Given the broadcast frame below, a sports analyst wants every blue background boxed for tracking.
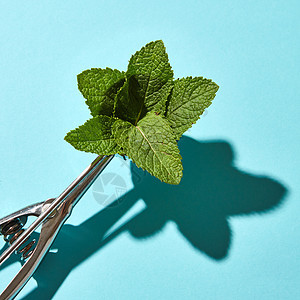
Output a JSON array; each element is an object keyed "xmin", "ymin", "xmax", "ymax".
[{"xmin": 0, "ymin": 1, "xmax": 299, "ymax": 299}]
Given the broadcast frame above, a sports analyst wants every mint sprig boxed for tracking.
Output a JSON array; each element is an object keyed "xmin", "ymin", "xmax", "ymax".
[{"xmin": 65, "ymin": 40, "xmax": 219, "ymax": 184}]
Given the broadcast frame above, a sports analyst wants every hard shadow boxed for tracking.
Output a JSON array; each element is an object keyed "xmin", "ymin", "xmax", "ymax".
[{"xmin": 0, "ymin": 136, "xmax": 287, "ymax": 299}]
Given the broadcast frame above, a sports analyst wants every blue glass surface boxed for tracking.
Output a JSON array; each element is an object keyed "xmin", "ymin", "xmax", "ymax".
[{"xmin": 0, "ymin": 1, "xmax": 299, "ymax": 299}]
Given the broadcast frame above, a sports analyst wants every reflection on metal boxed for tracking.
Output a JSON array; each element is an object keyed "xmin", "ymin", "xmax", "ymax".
[{"xmin": 0, "ymin": 155, "xmax": 113, "ymax": 299}]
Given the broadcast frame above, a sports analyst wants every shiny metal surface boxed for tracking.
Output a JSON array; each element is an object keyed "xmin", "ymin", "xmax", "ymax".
[
  {"xmin": 0, "ymin": 202, "xmax": 45, "ymax": 232},
  {"xmin": 0, "ymin": 155, "xmax": 114, "ymax": 299}
]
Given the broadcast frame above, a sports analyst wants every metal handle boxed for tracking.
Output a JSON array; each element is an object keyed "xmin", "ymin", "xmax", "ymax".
[{"xmin": 0, "ymin": 155, "xmax": 114, "ymax": 299}]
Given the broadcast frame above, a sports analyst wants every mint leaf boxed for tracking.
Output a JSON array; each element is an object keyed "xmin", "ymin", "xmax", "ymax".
[
  {"xmin": 64, "ymin": 115, "xmax": 121, "ymax": 155},
  {"xmin": 113, "ymin": 76, "xmax": 146, "ymax": 125},
  {"xmin": 77, "ymin": 68, "xmax": 125, "ymax": 117},
  {"xmin": 114, "ymin": 40, "xmax": 173, "ymax": 125},
  {"xmin": 112, "ymin": 113, "xmax": 182, "ymax": 184},
  {"xmin": 166, "ymin": 77, "xmax": 219, "ymax": 139}
]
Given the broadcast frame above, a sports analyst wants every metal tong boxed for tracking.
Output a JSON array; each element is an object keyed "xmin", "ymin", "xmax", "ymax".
[{"xmin": 0, "ymin": 155, "xmax": 114, "ymax": 299}]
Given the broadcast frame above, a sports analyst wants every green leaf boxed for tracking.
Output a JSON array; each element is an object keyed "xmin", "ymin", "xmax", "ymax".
[
  {"xmin": 113, "ymin": 76, "xmax": 147, "ymax": 125},
  {"xmin": 64, "ymin": 115, "xmax": 121, "ymax": 155},
  {"xmin": 77, "ymin": 68, "xmax": 125, "ymax": 117},
  {"xmin": 114, "ymin": 40, "xmax": 173, "ymax": 125},
  {"xmin": 166, "ymin": 77, "xmax": 219, "ymax": 139},
  {"xmin": 112, "ymin": 113, "xmax": 183, "ymax": 184}
]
